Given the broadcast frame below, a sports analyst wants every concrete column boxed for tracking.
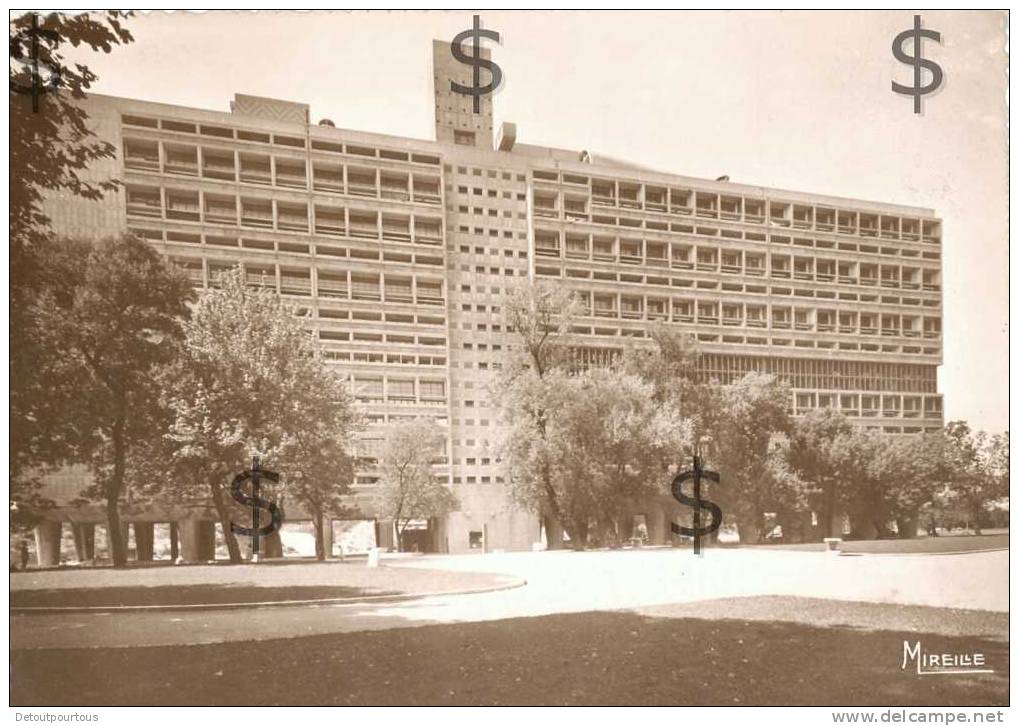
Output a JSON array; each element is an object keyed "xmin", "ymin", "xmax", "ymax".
[
  {"xmin": 616, "ymin": 508, "xmax": 634, "ymax": 544},
  {"xmin": 169, "ymin": 522, "xmax": 179, "ymax": 561},
  {"xmin": 198, "ymin": 521, "xmax": 217, "ymax": 561},
  {"xmin": 133, "ymin": 522, "xmax": 155, "ymax": 561},
  {"xmin": 646, "ymin": 504, "xmax": 668, "ymax": 545},
  {"xmin": 262, "ymin": 529, "xmax": 283, "ymax": 559},
  {"xmin": 34, "ymin": 521, "xmax": 63, "ymax": 567},
  {"xmin": 377, "ymin": 519, "xmax": 396, "ymax": 551},
  {"xmin": 71, "ymin": 523, "xmax": 95, "ymax": 562},
  {"xmin": 177, "ymin": 519, "xmax": 203, "ymax": 563},
  {"xmin": 830, "ymin": 509, "xmax": 846, "ymax": 538},
  {"xmin": 319, "ymin": 517, "xmax": 334, "ymax": 558}
]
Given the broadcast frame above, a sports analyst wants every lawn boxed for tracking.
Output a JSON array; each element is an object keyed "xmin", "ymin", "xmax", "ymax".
[
  {"xmin": 11, "ymin": 597, "xmax": 1007, "ymax": 706},
  {"xmin": 747, "ymin": 533, "xmax": 1008, "ymax": 555},
  {"xmin": 10, "ymin": 560, "xmax": 516, "ymax": 608}
]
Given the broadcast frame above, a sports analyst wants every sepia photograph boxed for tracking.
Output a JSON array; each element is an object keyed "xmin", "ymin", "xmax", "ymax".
[{"xmin": 7, "ymin": 8, "xmax": 1011, "ymax": 719}]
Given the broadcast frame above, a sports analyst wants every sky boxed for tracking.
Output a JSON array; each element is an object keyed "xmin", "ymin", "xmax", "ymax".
[{"xmin": 65, "ymin": 10, "xmax": 1009, "ymax": 433}]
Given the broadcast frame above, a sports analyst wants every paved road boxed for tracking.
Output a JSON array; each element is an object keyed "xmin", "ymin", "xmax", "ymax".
[{"xmin": 10, "ymin": 547, "xmax": 1007, "ymax": 650}]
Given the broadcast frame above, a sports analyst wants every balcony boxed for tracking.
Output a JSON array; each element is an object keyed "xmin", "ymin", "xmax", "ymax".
[
  {"xmin": 241, "ymin": 203, "xmax": 273, "ymax": 229},
  {"xmin": 278, "ymin": 208, "xmax": 308, "ymax": 232},
  {"xmin": 317, "ymin": 275, "xmax": 348, "ymax": 298},
  {"xmin": 164, "ymin": 146, "xmax": 198, "ymax": 176},
  {"xmin": 275, "ymin": 167, "xmax": 306, "ymax": 190},
  {"xmin": 204, "ymin": 202, "xmax": 237, "ymax": 225},
  {"xmin": 315, "ymin": 209, "xmax": 345, "ymax": 237},
  {"xmin": 413, "ymin": 177, "xmax": 441, "ymax": 205},
  {"xmin": 385, "ymin": 281, "xmax": 414, "ymax": 303},
  {"xmin": 350, "ymin": 279, "xmax": 382, "ymax": 301},
  {"xmin": 280, "ymin": 275, "xmax": 312, "ymax": 296},
  {"xmin": 126, "ymin": 189, "xmax": 161, "ymax": 218},
  {"xmin": 166, "ymin": 195, "xmax": 200, "ymax": 222},
  {"xmin": 347, "ymin": 170, "xmax": 377, "ymax": 198},
  {"xmin": 202, "ymin": 154, "xmax": 236, "ymax": 181},
  {"xmin": 312, "ymin": 166, "xmax": 344, "ymax": 193},
  {"xmin": 245, "ymin": 270, "xmax": 275, "ymax": 289},
  {"xmin": 645, "ymin": 189, "xmax": 667, "ymax": 212},
  {"xmin": 349, "ymin": 213, "xmax": 378, "ymax": 239},
  {"xmin": 239, "ymin": 156, "xmax": 272, "ymax": 185},
  {"xmin": 380, "ymin": 176, "xmax": 410, "ymax": 203},
  {"xmin": 416, "ymin": 282, "xmax": 444, "ymax": 306},
  {"xmin": 591, "ymin": 185, "xmax": 616, "ymax": 207},
  {"xmin": 124, "ymin": 140, "xmax": 159, "ymax": 171},
  {"xmin": 414, "ymin": 219, "xmax": 442, "ymax": 245},
  {"xmin": 565, "ymin": 242, "xmax": 590, "ymax": 259},
  {"xmin": 381, "ymin": 217, "xmax": 411, "ymax": 242}
]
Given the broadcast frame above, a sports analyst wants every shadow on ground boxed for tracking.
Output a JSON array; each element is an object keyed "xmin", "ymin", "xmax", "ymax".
[
  {"xmin": 11, "ymin": 584, "xmax": 399, "ymax": 608},
  {"xmin": 11, "ymin": 608, "xmax": 1008, "ymax": 706}
]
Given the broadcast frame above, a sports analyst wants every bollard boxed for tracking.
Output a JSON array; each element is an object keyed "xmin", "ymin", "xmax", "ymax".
[{"xmin": 823, "ymin": 537, "xmax": 843, "ymax": 555}]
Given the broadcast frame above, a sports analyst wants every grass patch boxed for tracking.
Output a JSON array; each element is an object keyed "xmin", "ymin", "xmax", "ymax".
[
  {"xmin": 11, "ymin": 562, "xmax": 511, "ymax": 608},
  {"xmin": 11, "ymin": 598, "xmax": 1007, "ymax": 706},
  {"xmin": 749, "ymin": 533, "xmax": 1008, "ymax": 555}
]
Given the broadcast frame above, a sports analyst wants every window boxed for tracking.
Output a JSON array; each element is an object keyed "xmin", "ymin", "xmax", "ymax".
[{"xmin": 454, "ymin": 130, "xmax": 476, "ymax": 146}]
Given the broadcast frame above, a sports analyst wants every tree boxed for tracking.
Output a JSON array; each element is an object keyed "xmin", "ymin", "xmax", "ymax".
[
  {"xmin": 787, "ymin": 409, "xmax": 856, "ymax": 538},
  {"xmin": 880, "ymin": 433, "xmax": 950, "ymax": 538},
  {"xmin": 276, "ymin": 367, "xmax": 361, "ymax": 561},
  {"xmin": 162, "ymin": 268, "xmax": 358, "ymax": 563},
  {"xmin": 494, "ymin": 279, "xmax": 582, "ymax": 546},
  {"xmin": 826, "ymin": 426, "xmax": 898, "ymax": 540},
  {"xmin": 710, "ymin": 372, "xmax": 795, "ymax": 544},
  {"xmin": 10, "ymin": 12, "xmax": 134, "ymax": 527},
  {"xmin": 10, "ymin": 11, "xmax": 132, "ymax": 249},
  {"xmin": 28, "ymin": 235, "xmax": 192, "ymax": 566},
  {"xmin": 939, "ymin": 422, "xmax": 1009, "ymax": 534},
  {"xmin": 375, "ymin": 419, "xmax": 457, "ymax": 551},
  {"xmin": 550, "ymin": 365, "xmax": 690, "ymax": 548}
]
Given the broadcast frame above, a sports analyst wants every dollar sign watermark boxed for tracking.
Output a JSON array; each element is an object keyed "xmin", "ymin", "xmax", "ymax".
[
  {"xmin": 10, "ymin": 13, "xmax": 64, "ymax": 113},
  {"xmin": 671, "ymin": 455, "xmax": 723, "ymax": 555},
  {"xmin": 891, "ymin": 15, "xmax": 944, "ymax": 115},
  {"xmin": 230, "ymin": 456, "xmax": 284, "ymax": 561},
  {"xmin": 449, "ymin": 14, "xmax": 502, "ymax": 114}
]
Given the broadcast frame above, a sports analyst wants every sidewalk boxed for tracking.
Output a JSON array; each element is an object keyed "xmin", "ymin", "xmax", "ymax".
[{"xmin": 10, "ymin": 547, "xmax": 1008, "ymax": 650}]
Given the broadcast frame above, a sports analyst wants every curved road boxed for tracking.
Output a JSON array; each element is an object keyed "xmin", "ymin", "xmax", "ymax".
[{"xmin": 11, "ymin": 547, "xmax": 1007, "ymax": 650}]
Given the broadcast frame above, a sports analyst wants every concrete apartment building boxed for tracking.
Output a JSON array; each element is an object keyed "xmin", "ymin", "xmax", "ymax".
[{"xmin": 31, "ymin": 39, "xmax": 944, "ymax": 563}]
